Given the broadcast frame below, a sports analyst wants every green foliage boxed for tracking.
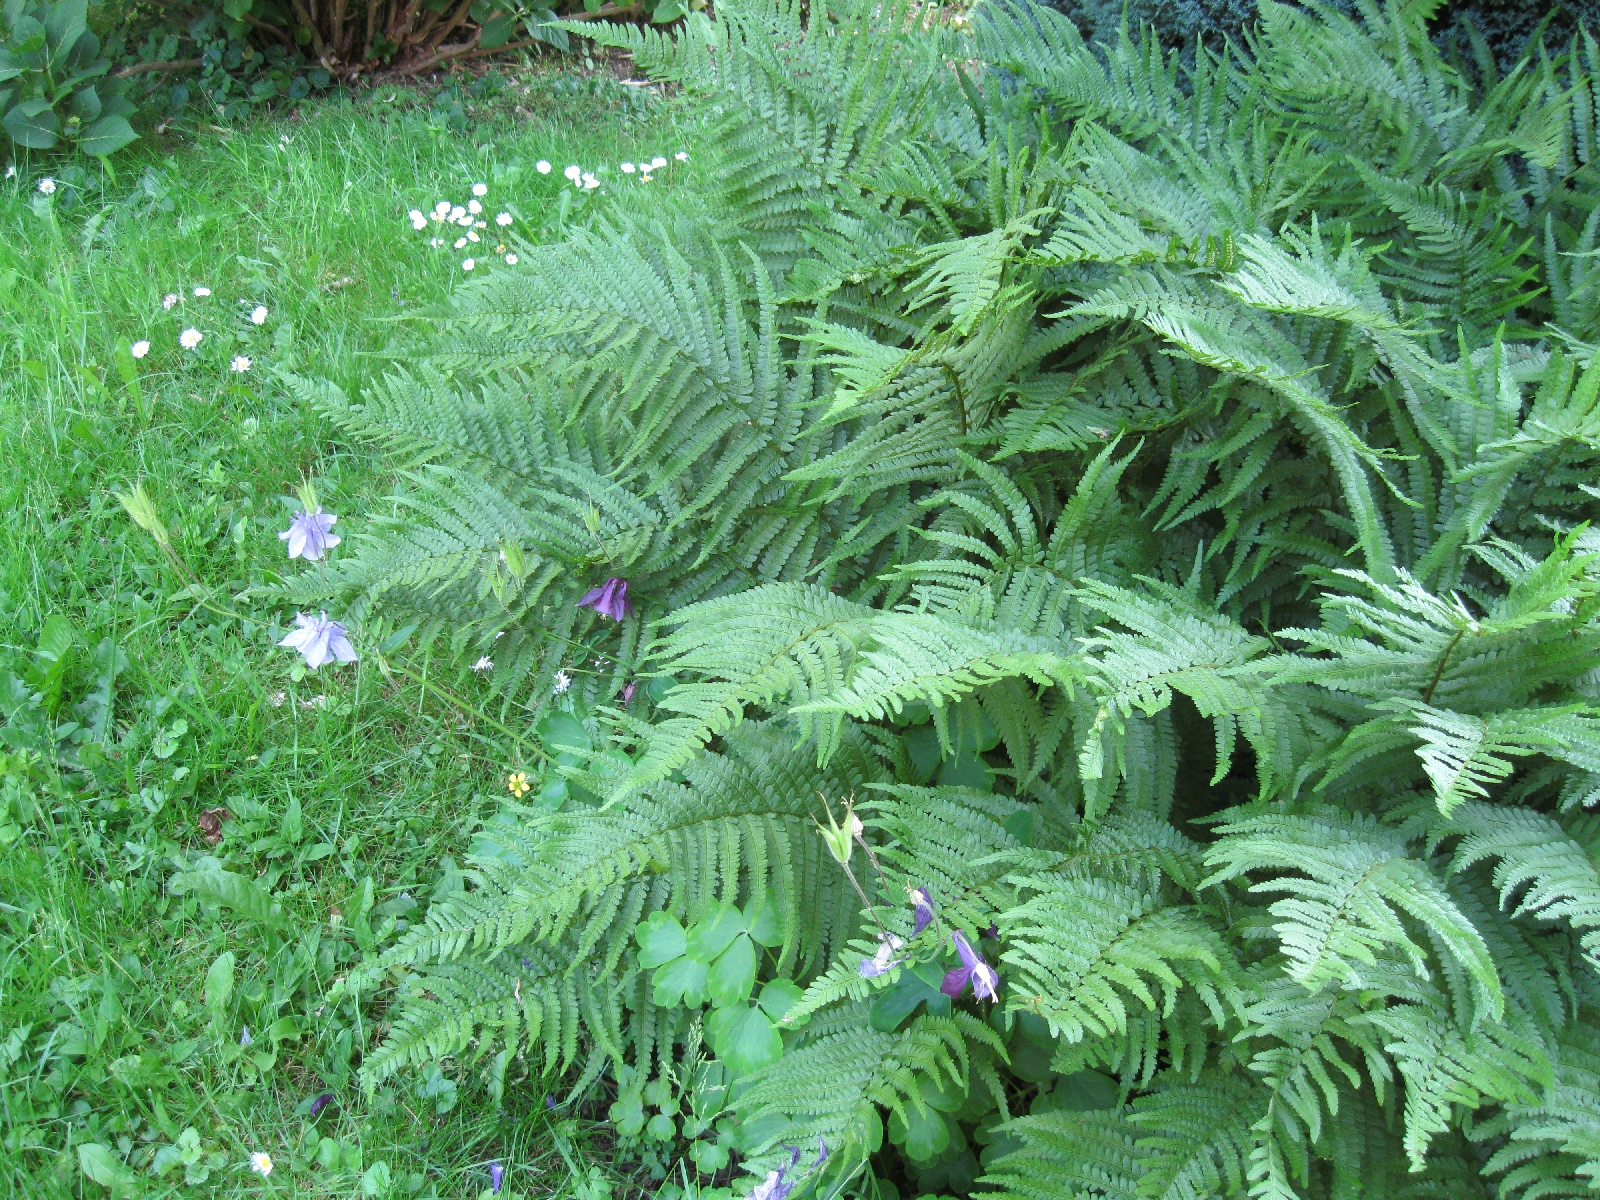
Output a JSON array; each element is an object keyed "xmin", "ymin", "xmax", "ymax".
[
  {"xmin": 0, "ymin": 0, "xmax": 136, "ymax": 157},
  {"xmin": 293, "ymin": 0, "xmax": 1600, "ymax": 1195}
]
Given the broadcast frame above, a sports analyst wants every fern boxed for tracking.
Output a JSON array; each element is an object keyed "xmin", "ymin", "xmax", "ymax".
[{"xmin": 287, "ymin": 0, "xmax": 1600, "ymax": 1194}]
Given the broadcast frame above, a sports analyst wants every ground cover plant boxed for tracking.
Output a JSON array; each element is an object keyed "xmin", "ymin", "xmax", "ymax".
[
  {"xmin": 257, "ymin": 0, "xmax": 1600, "ymax": 1197},
  {"xmin": 0, "ymin": 67, "xmax": 678, "ymax": 1198}
]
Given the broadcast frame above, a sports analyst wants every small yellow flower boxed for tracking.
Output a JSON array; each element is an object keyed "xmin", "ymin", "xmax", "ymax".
[{"xmin": 508, "ymin": 772, "xmax": 531, "ymax": 798}]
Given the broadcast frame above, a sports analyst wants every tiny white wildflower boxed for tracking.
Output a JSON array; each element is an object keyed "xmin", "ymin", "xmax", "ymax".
[
  {"xmin": 468, "ymin": 198, "xmax": 483, "ymax": 214},
  {"xmin": 231, "ymin": 355, "xmax": 252, "ymax": 372},
  {"xmin": 450, "ymin": 205, "xmax": 466, "ymax": 221},
  {"xmin": 581, "ymin": 173, "xmax": 599, "ymax": 190},
  {"xmin": 456, "ymin": 214, "xmax": 473, "ymax": 227},
  {"xmin": 454, "ymin": 237, "xmax": 468, "ymax": 249},
  {"xmin": 473, "ymin": 220, "xmax": 487, "ymax": 229},
  {"xmin": 434, "ymin": 199, "xmax": 450, "ymax": 212},
  {"xmin": 505, "ymin": 253, "xmax": 518, "ymax": 264},
  {"xmin": 251, "ymin": 305, "xmax": 269, "ymax": 325},
  {"xmin": 675, "ymin": 151, "xmax": 688, "ymax": 161},
  {"xmin": 411, "ymin": 216, "xmax": 427, "ymax": 231},
  {"xmin": 408, "ymin": 208, "xmax": 424, "ymax": 223},
  {"xmin": 553, "ymin": 669, "xmax": 572, "ymax": 695},
  {"xmin": 462, "ymin": 258, "xmax": 476, "ymax": 271},
  {"xmin": 193, "ymin": 286, "xmax": 211, "ymax": 297},
  {"xmin": 38, "ymin": 177, "xmax": 55, "ymax": 195},
  {"xmin": 496, "ymin": 212, "xmax": 512, "ymax": 226},
  {"xmin": 4, "ymin": 165, "xmax": 14, "ymax": 178},
  {"xmin": 429, "ymin": 237, "xmax": 443, "ymax": 247},
  {"xmin": 536, "ymin": 160, "xmax": 552, "ymax": 174},
  {"xmin": 162, "ymin": 293, "xmax": 180, "ymax": 310},
  {"xmin": 467, "ymin": 231, "xmax": 480, "ymax": 243},
  {"xmin": 621, "ymin": 162, "xmax": 636, "ymax": 173},
  {"xmin": 650, "ymin": 156, "xmax": 667, "ymax": 169},
  {"xmin": 269, "ymin": 691, "xmax": 286, "ymax": 707},
  {"xmin": 563, "ymin": 164, "xmax": 582, "ymax": 181},
  {"xmin": 640, "ymin": 173, "xmax": 653, "ymax": 183},
  {"xmin": 179, "ymin": 328, "xmax": 202, "ymax": 349},
  {"xmin": 130, "ymin": 340, "xmax": 150, "ymax": 359},
  {"xmin": 472, "ymin": 182, "xmax": 488, "ymax": 196},
  {"xmin": 472, "ymin": 657, "xmax": 494, "ymax": 672},
  {"xmin": 249, "ymin": 1152, "xmax": 273, "ymax": 1177},
  {"xmin": 431, "ymin": 209, "xmax": 446, "ymax": 222}
]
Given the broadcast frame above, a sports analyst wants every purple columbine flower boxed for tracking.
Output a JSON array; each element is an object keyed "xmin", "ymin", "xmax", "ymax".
[
  {"xmin": 983, "ymin": 922, "xmax": 1000, "ymax": 941},
  {"xmin": 858, "ymin": 932, "xmax": 905, "ymax": 978},
  {"xmin": 279, "ymin": 507, "xmax": 340, "ymax": 561},
  {"xmin": 278, "ymin": 612, "xmax": 358, "ymax": 669},
  {"xmin": 308, "ymin": 1092, "xmax": 335, "ymax": 1118},
  {"xmin": 545, "ymin": 1094, "xmax": 557, "ymax": 1109},
  {"xmin": 622, "ymin": 680, "xmax": 637, "ymax": 705},
  {"xmin": 577, "ymin": 577, "xmax": 633, "ymax": 621},
  {"xmin": 941, "ymin": 930, "xmax": 1000, "ymax": 1002},
  {"xmin": 816, "ymin": 1136, "xmax": 827, "ymax": 1167},
  {"xmin": 910, "ymin": 887, "xmax": 936, "ymax": 936},
  {"xmin": 750, "ymin": 1147, "xmax": 803, "ymax": 1200},
  {"xmin": 488, "ymin": 1161, "xmax": 504, "ymax": 1194}
]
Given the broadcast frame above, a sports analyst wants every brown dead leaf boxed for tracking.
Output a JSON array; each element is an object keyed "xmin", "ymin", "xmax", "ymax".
[{"xmin": 197, "ymin": 807, "xmax": 232, "ymax": 844}]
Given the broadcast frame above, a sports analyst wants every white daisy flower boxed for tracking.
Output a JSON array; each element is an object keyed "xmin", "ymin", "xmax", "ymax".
[
  {"xmin": 621, "ymin": 162, "xmax": 636, "ymax": 173},
  {"xmin": 472, "ymin": 182, "xmax": 488, "ymax": 196},
  {"xmin": 450, "ymin": 205, "xmax": 466, "ymax": 221},
  {"xmin": 179, "ymin": 328, "xmax": 202, "ymax": 349},
  {"xmin": 429, "ymin": 237, "xmax": 443, "ymax": 247},
  {"xmin": 251, "ymin": 305, "xmax": 269, "ymax": 325},
  {"xmin": 496, "ymin": 212, "xmax": 512, "ymax": 226},
  {"xmin": 249, "ymin": 1152, "xmax": 273, "ymax": 1177},
  {"xmin": 553, "ymin": 669, "xmax": 572, "ymax": 695},
  {"xmin": 536, "ymin": 160, "xmax": 552, "ymax": 174},
  {"xmin": 454, "ymin": 237, "xmax": 468, "ymax": 248},
  {"xmin": 641, "ymin": 173, "xmax": 653, "ymax": 182},
  {"xmin": 193, "ymin": 286, "xmax": 211, "ymax": 297},
  {"xmin": 431, "ymin": 210, "xmax": 446, "ymax": 222},
  {"xmin": 563, "ymin": 164, "xmax": 582, "ymax": 181},
  {"xmin": 468, "ymin": 198, "xmax": 483, "ymax": 214},
  {"xmin": 472, "ymin": 657, "xmax": 493, "ymax": 672},
  {"xmin": 581, "ymin": 173, "xmax": 599, "ymax": 189},
  {"xmin": 38, "ymin": 178, "xmax": 55, "ymax": 194},
  {"xmin": 408, "ymin": 209, "xmax": 424, "ymax": 223},
  {"xmin": 462, "ymin": 258, "xmax": 476, "ymax": 271},
  {"xmin": 650, "ymin": 156, "xmax": 667, "ymax": 169},
  {"xmin": 162, "ymin": 293, "xmax": 180, "ymax": 310},
  {"xmin": 467, "ymin": 231, "xmax": 480, "ymax": 243},
  {"xmin": 231, "ymin": 355, "xmax": 251, "ymax": 372},
  {"xmin": 675, "ymin": 151, "xmax": 688, "ymax": 161},
  {"xmin": 131, "ymin": 340, "xmax": 150, "ymax": 359},
  {"xmin": 411, "ymin": 216, "xmax": 427, "ymax": 231},
  {"xmin": 505, "ymin": 253, "xmax": 518, "ymax": 265},
  {"xmin": 473, "ymin": 220, "xmax": 487, "ymax": 229}
]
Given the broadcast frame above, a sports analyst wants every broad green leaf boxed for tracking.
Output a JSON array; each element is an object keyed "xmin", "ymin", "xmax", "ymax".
[
  {"xmin": 757, "ymin": 978, "xmax": 803, "ymax": 1022},
  {"xmin": 868, "ymin": 967, "xmax": 950, "ymax": 1032},
  {"xmin": 635, "ymin": 912, "xmax": 687, "ymax": 968},
  {"xmin": 77, "ymin": 113, "xmax": 135, "ymax": 156},
  {"xmin": 707, "ymin": 932, "xmax": 757, "ymax": 1008},
  {"xmin": 169, "ymin": 869, "xmax": 288, "ymax": 930},
  {"xmin": 686, "ymin": 903, "xmax": 744, "ymax": 963},
  {"xmin": 204, "ymin": 951, "xmax": 234, "ymax": 1022},
  {"xmin": 652, "ymin": 956, "xmax": 709, "ymax": 1007},
  {"xmin": 5, "ymin": 99, "xmax": 60, "ymax": 148},
  {"xmin": 707, "ymin": 1004, "xmax": 782, "ymax": 1075},
  {"xmin": 744, "ymin": 894, "xmax": 782, "ymax": 947},
  {"xmin": 77, "ymin": 1143, "xmax": 136, "ymax": 1190}
]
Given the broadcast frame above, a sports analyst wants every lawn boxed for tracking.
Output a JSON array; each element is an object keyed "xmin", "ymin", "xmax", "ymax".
[{"xmin": 0, "ymin": 65, "xmax": 678, "ymax": 1200}]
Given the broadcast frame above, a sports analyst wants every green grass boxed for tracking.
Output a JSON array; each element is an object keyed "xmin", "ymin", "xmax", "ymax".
[{"xmin": 0, "ymin": 69, "xmax": 682, "ymax": 1199}]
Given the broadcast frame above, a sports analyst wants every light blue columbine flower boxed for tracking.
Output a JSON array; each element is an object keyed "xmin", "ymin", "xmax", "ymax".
[
  {"xmin": 278, "ymin": 612, "xmax": 357, "ymax": 669},
  {"xmin": 280, "ymin": 506, "xmax": 340, "ymax": 561}
]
